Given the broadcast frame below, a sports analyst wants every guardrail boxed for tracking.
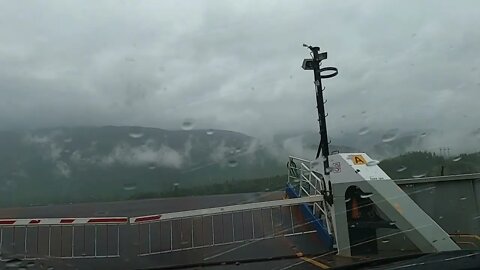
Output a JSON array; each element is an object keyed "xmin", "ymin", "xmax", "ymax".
[
  {"xmin": 130, "ymin": 196, "xmax": 324, "ymax": 256},
  {"xmin": 0, "ymin": 217, "xmax": 127, "ymax": 259}
]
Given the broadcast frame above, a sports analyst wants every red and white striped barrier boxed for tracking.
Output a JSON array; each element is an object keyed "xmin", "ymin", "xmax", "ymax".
[{"xmin": 0, "ymin": 217, "xmax": 128, "ymax": 226}]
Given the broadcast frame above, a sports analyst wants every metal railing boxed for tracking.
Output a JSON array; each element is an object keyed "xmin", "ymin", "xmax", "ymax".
[
  {"xmin": 0, "ymin": 217, "xmax": 127, "ymax": 259},
  {"xmin": 130, "ymin": 196, "xmax": 323, "ymax": 256},
  {"xmin": 287, "ymin": 156, "xmax": 333, "ymax": 235}
]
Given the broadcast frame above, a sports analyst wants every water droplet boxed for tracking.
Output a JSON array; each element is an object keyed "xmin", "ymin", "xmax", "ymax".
[
  {"xmin": 381, "ymin": 239, "xmax": 390, "ymax": 243},
  {"xmin": 345, "ymin": 198, "xmax": 351, "ymax": 203},
  {"xmin": 206, "ymin": 129, "xmax": 214, "ymax": 135},
  {"xmin": 148, "ymin": 165, "xmax": 156, "ymax": 170},
  {"xmin": 235, "ymin": 147, "xmax": 242, "ymax": 153},
  {"xmin": 289, "ymin": 75, "xmax": 293, "ymax": 79},
  {"xmin": 341, "ymin": 115, "xmax": 346, "ymax": 119},
  {"xmin": 396, "ymin": 166, "xmax": 407, "ymax": 172},
  {"xmin": 173, "ymin": 182, "xmax": 180, "ymax": 187},
  {"xmin": 123, "ymin": 183, "xmax": 137, "ymax": 191},
  {"xmin": 181, "ymin": 119, "xmax": 194, "ymax": 130},
  {"xmin": 366, "ymin": 160, "xmax": 379, "ymax": 166},
  {"xmin": 360, "ymin": 193, "xmax": 373, "ymax": 199},
  {"xmin": 382, "ymin": 129, "xmax": 398, "ymax": 143},
  {"xmin": 460, "ymin": 197, "xmax": 467, "ymax": 201},
  {"xmin": 64, "ymin": 138, "xmax": 72, "ymax": 143},
  {"xmin": 439, "ymin": 216, "xmax": 443, "ymax": 219},
  {"xmin": 358, "ymin": 127, "xmax": 369, "ymax": 136},
  {"xmin": 250, "ymin": 87, "xmax": 255, "ymax": 91},
  {"xmin": 264, "ymin": 188, "xmax": 270, "ymax": 192},
  {"xmin": 412, "ymin": 173, "xmax": 426, "ymax": 178},
  {"xmin": 5, "ymin": 258, "xmax": 22, "ymax": 267},
  {"xmin": 473, "ymin": 128, "xmax": 480, "ymax": 137},
  {"xmin": 420, "ymin": 132, "xmax": 427, "ymax": 138},
  {"xmin": 47, "ymin": 267, "xmax": 55, "ymax": 270},
  {"xmin": 227, "ymin": 159, "xmax": 238, "ymax": 168},
  {"xmin": 128, "ymin": 133, "xmax": 144, "ymax": 139},
  {"xmin": 453, "ymin": 156, "xmax": 462, "ymax": 162}
]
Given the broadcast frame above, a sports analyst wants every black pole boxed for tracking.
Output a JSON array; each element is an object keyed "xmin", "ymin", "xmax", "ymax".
[{"xmin": 302, "ymin": 44, "xmax": 338, "ymax": 176}]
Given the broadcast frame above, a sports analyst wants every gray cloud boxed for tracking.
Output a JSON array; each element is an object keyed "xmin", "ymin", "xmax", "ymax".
[
  {"xmin": 100, "ymin": 142, "xmax": 184, "ymax": 168},
  {"xmin": 2, "ymin": 1, "xmax": 480, "ymax": 154}
]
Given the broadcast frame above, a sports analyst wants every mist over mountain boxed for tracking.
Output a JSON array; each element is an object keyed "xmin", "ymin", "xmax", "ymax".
[{"xmin": 0, "ymin": 125, "xmax": 473, "ymax": 207}]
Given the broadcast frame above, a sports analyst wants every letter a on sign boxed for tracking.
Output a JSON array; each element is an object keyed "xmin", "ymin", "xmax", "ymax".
[{"xmin": 352, "ymin": 155, "xmax": 367, "ymax": 165}]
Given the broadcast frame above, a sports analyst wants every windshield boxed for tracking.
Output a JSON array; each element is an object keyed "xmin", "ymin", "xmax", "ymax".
[{"xmin": 1, "ymin": 1, "xmax": 480, "ymax": 269}]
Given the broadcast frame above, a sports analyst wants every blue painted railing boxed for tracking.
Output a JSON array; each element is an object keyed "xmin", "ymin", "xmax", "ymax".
[{"xmin": 285, "ymin": 183, "xmax": 333, "ymax": 250}]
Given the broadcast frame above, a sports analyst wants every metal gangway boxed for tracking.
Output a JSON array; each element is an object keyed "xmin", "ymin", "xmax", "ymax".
[
  {"xmin": 0, "ymin": 196, "xmax": 329, "ymax": 260},
  {"xmin": 130, "ymin": 195, "xmax": 326, "ymax": 256}
]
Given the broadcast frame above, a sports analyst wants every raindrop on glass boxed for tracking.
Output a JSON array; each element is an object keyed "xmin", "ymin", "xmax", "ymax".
[
  {"xmin": 396, "ymin": 165, "xmax": 407, "ymax": 172},
  {"xmin": 5, "ymin": 259, "xmax": 22, "ymax": 267},
  {"xmin": 148, "ymin": 165, "xmax": 156, "ymax": 170},
  {"xmin": 181, "ymin": 119, "xmax": 194, "ymax": 131},
  {"xmin": 173, "ymin": 182, "xmax": 180, "ymax": 187},
  {"xmin": 438, "ymin": 216, "xmax": 443, "ymax": 219},
  {"xmin": 453, "ymin": 156, "xmax": 462, "ymax": 162},
  {"xmin": 360, "ymin": 193, "xmax": 373, "ymax": 199},
  {"xmin": 460, "ymin": 197, "xmax": 467, "ymax": 201},
  {"xmin": 412, "ymin": 173, "xmax": 426, "ymax": 178},
  {"xmin": 420, "ymin": 132, "xmax": 427, "ymax": 138},
  {"xmin": 473, "ymin": 128, "xmax": 480, "ymax": 137},
  {"xmin": 366, "ymin": 160, "xmax": 380, "ymax": 166},
  {"xmin": 381, "ymin": 239, "xmax": 390, "ymax": 244},
  {"xmin": 128, "ymin": 133, "xmax": 144, "ymax": 139},
  {"xmin": 358, "ymin": 127, "xmax": 369, "ymax": 136},
  {"xmin": 123, "ymin": 183, "xmax": 137, "ymax": 191},
  {"xmin": 345, "ymin": 198, "xmax": 351, "ymax": 203},
  {"xmin": 227, "ymin": 159, "xmax": 238, "ymax": 168},
  {"xmin": 206, "ymin": 129, "xmax": 215, "ymax": 135},
  {"xmin": 235, "ymin": 147, "xmax": 242, "ymax": 153},
  {"xmin": 382, "ymin": 129, "xmax": 398, "ymax": 143},
  {"xmin": 64, "ymin": 138, "xmax": 72, "ymax": 143},
  {"xmin": 264, "ymin": 188, "xmax": 270, "ymax": 192},
  {"xmin": 341, "ymin": 115, "xmax": 346, "ymax": 119}
]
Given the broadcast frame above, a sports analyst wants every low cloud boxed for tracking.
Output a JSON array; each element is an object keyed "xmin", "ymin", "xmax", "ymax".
[{"xmin": 100, "ymin": 143, "xmax": 184, "ymax": 168}]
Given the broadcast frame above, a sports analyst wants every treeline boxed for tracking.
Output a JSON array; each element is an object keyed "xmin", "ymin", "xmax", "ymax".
[
  {"xmin": 129, "ymin": 151, "xmax": 480, "ymax": 200},
  {"xmin": 129, "ymin": 174, "xmax": 287, "ymax": 200}
]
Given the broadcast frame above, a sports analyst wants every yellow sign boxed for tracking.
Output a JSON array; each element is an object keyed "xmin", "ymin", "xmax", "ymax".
[{"xmin": 351, "ymin": 155, "xmax": 367, "ymax": 165}]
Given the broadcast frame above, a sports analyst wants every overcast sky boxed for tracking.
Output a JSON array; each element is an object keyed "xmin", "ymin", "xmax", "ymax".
[{"xmin": 1, "ymin": 0, "xmax": 480, "ymax": 152}]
